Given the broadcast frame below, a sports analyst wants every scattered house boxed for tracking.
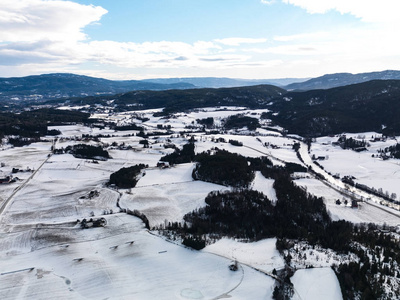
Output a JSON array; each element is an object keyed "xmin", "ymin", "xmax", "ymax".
[
  {"xmin": 229, "ymin": 260, "xmax": 239, "ymax": 271},
  {"xmin": 11, "ymin": 167, "xmax": 33, "ymax": 173},
  {"xmin": 0, "ymin": 175, "xmax": 16, "ymax": 184},
  {"xmin": 0, "ymin": 176, "xmax": 11, "ymax": 184},
  {"xmin": 157, "ymin": 161, "xmax": 170, "ymax": 169},
  {"xmin": 79, "ymin": 217, "xmax": 107, "ymax": 229},
  {"xmin": 79, "ymin": 190, "xmax": 99, "ymax": 199},
  {"xmin": 73, "ymin": 258, "xmax": 84, "ymax": 262},
  {"xmin": 351, "ymin": 200, "xmax": 359, "ymax": 208},
  {"xmin": 311, "ymin": 154, "xmax": 328, "ymax": 161},
  {"xmin": 370, "ymin": 136, "xmax": 386, "ymax": 143},
  {"xmin": 353, "ymin": 147, "xmax": 367, "ymax": 152}
]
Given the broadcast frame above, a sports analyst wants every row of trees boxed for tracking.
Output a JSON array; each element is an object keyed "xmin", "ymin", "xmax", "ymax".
[
  {"xmin": 109, "ymin": 164, "xmax": 148, "ymax": 188},
  {"xmin": 159, "ymin": 140, "xmax": 195, "ymax": 165},
  {"xmin": 223, "ymin": 114, "xmax": 260, "ymax": 131},
  {"xmin": 196, "ymin": 117, "xmax": 214, "ymax": 129},
  {"xmin": 342, "ymin": 176, "xmax": 398, "ymax": 204},
  {"xmin": 385, "ymin": 143, "xmax": 400, "ymax": 159},
  {"xmin": 335, "ymin": 136, "xmax": 369, "ymax": 151},
  {"xmin": 54, "ymin": 144, "xmax": 110, "ymax": 160},
  {"xmin": 7, "ymin": 136, "xmax": 41, "ymax": 147}
]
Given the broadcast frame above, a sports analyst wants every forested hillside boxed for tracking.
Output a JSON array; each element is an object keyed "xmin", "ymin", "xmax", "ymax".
[{"xmin": 268, "ymin": 80, "xmax": 400, "ymax": 136}]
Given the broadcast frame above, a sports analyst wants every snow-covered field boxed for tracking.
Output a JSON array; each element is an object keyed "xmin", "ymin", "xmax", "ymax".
[
  {"xmin": 205, "ymin": 238, "xmax": 285, "ymax": 273},
  {"xmin": 1, "ymin": 215, "xmax": 275, "ymax": 300},
  {"xmin": 310, "ymin": 133, "xmax": 400, "ymax": 200},
  {"xmin": 1, "ymin": 108, "xmax": 400, "ymax": 299},
  {"xmin": 292, "ymin": 268, "xmax": 342, "ymax": 300},
  {"xmin": 295, "ymin": 178, "xmax": 400, "ymax": 225},
  {"xmin": 120, "ymin": 163, "xmax": 229, "ymax": 226}
]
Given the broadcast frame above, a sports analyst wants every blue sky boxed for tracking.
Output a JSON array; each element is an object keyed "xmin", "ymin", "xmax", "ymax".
[{"xmin": 0, "ymin": 0, "xmax": 399, "ymax": 79}]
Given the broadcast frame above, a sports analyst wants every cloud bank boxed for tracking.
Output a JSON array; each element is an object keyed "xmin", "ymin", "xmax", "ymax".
[
  {"xmin": 0, "ymin": 0, "xmax": 399, "ymax": 79},
  {"xmin": 0, "ymin": 1, "xmax": 272, "ymax": 78}
]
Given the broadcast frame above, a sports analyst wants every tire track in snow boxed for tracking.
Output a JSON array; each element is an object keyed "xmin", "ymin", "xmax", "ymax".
[{"xmin": 211, "ymin": 264, "xmax": 244, "ymax": 300}]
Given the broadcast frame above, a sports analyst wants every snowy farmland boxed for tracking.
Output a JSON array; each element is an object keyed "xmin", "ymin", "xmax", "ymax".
[
  {"xmin": 1, "ymin": 107, "xmax": 400, "ymax": 299},
  {"xmin": 0, "ymin": 140, "xmax": 275, "ymax": 299}
]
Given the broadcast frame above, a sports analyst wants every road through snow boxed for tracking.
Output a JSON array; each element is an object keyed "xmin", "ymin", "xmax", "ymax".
[{"xmin": 0, "ymin": 154, "xmax": 52, "ymax": 219}]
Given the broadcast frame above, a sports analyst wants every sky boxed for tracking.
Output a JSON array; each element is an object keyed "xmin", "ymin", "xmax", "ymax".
[{"xmin": 0, "ymin": 0, "xmax": 399, "ymax": 80}]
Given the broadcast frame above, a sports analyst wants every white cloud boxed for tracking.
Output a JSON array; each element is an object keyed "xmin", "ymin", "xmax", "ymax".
[
  {"xmin": 0, "ymin": 1, "xmax": 230, "ymax": 71},
  {"xmin": 79, "ymin": 40, "xmax": 227, "ymax": 68},
  {"xmin": 260, "ymin": 0, "xmax": 276, "ymax": 4},
  {"xmin": 0, "ymin": 0, "xmax": 270, "ymax": 75},
  {"xmin": 0, "ymin": 0, "xmax": 107, "ymax": 43},
  {"xmin": 251, "ymin": 24, "xmax": 400, "ymax": 59},
  {"xmin": 281, "ymin": 0, "xmax": 400, "ymax": 24},
  {"xmin": 274, "ymin": 31, "xmax": 329, "ymax": 42},
  {"xmin": 249, "ymin": 44, "xmax": 322, "ymax": 56},
  {"xmin": 214, "ymin": 38, "xmax": 267, "ymax": 46},
  {"xmin": 224, "ymin": 59, "xmax": 283, "ymax": 69},
  {"xmin": 0, "ymin": 36, "xmax": 250, "ymax": 72}
]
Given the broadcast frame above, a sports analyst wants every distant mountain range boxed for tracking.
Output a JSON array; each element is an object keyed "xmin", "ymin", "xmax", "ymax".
[
  {"xmin": 0, "ymin": 73, "xmax": 305, "ymax": 103},
  {"xmin": 285, "ymin": 70, "xmax": 400, "ymax": 91},
  {"xmin": 0, "ymin": 73, "xmax": 195, "ymax": 102},
  {"xmin": 1, "ymin": 70, "xmax": 400, "ymax": 103},
  {"xmin": 145, "ymin": 71, "xmax": 400, "ymax": 90},
  {"xmin": 142, "ymin": 77, "xmax": 307, "ymax": 88}
]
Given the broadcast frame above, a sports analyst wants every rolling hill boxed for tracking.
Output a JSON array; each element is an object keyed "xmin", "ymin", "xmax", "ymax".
[
  {"xmin": 66, "ymin": 84, "xmax": 287, "ymax": 114},
  {"xmin": 67, "ymin": 79, "xmax": 400, "ymax": 136},
  {"xmin": 3, "ymin": 71, "xmax": 400, "ymax": 138}
]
